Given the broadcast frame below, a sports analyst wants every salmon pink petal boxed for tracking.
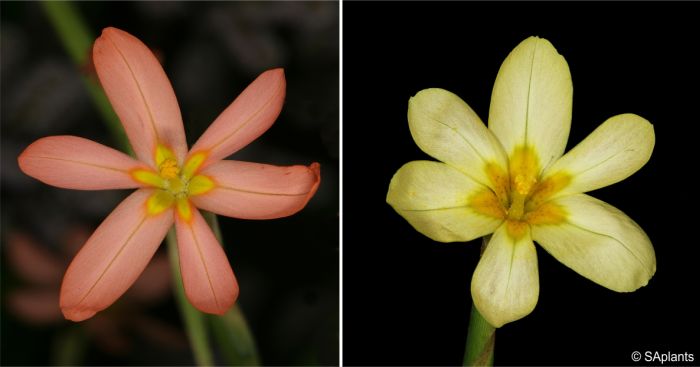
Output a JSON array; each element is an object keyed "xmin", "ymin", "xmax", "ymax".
[
  {"xmin": 60, "ymin": 189, "xmax": 173, "ymax": 321},
  {"xmin": 93, "ymin": 27, "xmax": 187, "ymax": 166},
  {"xmin": 18, "ymin": 136, "xmax": 146, "ymax": 190},
  {"xmin": 192, "ymin": 160, "xmax": 320, "ymax": 220},
  {"xmin": 189, "ymin": 69, "xmax": 286, "ymax": 168},
  {"xmin": 175, "ymin": 207, "xmax": 238, "ymax": 315}
]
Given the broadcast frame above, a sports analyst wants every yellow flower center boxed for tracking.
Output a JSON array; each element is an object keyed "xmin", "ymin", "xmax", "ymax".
[
  {"xmin": 472, "ymin": 146, "xmax": 570, "ymax": 239},
  {"xmin": 159, "ymin": 158, "xmax": 180, "ymax": 179},
  {"xmin": 131, "ymin": 144, "xmax": 214, "ymax": 221}
]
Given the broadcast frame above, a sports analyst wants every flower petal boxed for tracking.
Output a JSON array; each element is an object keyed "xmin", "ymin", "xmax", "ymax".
[
  {"xmin": 542, "ymin": 114, "xmax": 654, "ymax": 196},
  {"xmin": 189, "ymin": 69, "xmax": 286, "ymax": 168},
  {"xmin": 60, "ymin": 189, "xmax": 173, "ymax": 321},
  {"xmin": 94, "ymin": 27, "xmax": 187, "ymax": 166},
  {"xmin": 471, "ymin": 224, "xmax": 539, "ymax": 328},
  {"xmin": 18, "ymin": 136, "xmax": 145, "ymax": 190},
  {"xmin": 175, "ymin": 207, "xmax": 238, "ymax": 315},
  {"xmin": 531, "ymin": 194, "xmax": 655, "ymax": 292},
  {"xmin": 386, "ymin": 161, "xmax": 503, "ymax": 242},
  {"xmin": 6, "ymin": 231, "xmax": 64, "ymax": 285},
  {"xmin": 192, "ymin": 160, "xmax": 320, "ymax": 220},
  {"xmin": 408, "ymin": 88, "xmax": 509, "ymax": 188},
  {"xmin": 8, "ymin": 289, "xmax": 63, "ymax": 324},
  {"xmin": 488, "ymin": 36, "xmax": 572, "ymax": 172}
]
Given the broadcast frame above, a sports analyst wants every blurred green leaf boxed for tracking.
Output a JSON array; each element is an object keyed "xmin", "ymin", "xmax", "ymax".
[{"xmin": 50, "ymin": 326, "xmax": 86, "ymax": 366}]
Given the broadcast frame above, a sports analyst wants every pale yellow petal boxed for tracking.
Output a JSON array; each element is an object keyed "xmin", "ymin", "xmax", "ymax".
[
  {"xmin": 408, "ymin": 88, "xmax": 508, "ymax": 188},
  {"xmin": 488, "ymin": 36, "xmax": 572, "ymax": 172},
  {"xmin": 531, "ymin": 194, "xmax": 656, "ymax": 292},
  {"xmin": 471, "ymin": 224, "xmax": 539, "ymax": 328},
  {"xmin": 543, "ymin": 114, "xmax": 654, "ymax": 196},
  {"xmin": 387, "ymin": 161, "xmax": 502, "ymax": 243}
]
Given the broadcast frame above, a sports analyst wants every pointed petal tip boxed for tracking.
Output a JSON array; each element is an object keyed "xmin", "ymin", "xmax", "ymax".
[
  {"xmin": 98, "ymin": 27, "xmax": 126, "ymax": 43},
  {"xmin": 308, "ymin": 161, "xmax": 321, "ymax": 196},
  {"xmin": 100, "ymin": 26, "xmax": 118, "ymax": 35},
  {"xmin": 60, "ymin": 305, "xmax": 98, "ymax": 322},
  {"xmin": 193, "ymin": 288, "xmax": 239, "ymax": 315},
  {"xmin": 17, "ymin": 144, "xmax": 31, "ymax": 175},
  {"xmin": 259, "ymin": 67, "xmax": 285, "ymax": 86},
  {"xmin": 309, "ymin": 161, "xmax": 321, "ymax": 175},
  {"xmin": 267, "ymin": 67, "xmax": 285, "ymax": 76}
]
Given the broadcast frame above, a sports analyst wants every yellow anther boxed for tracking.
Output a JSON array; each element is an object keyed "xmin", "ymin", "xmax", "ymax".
[
  {"xmin": 159, "ymin": 158, "xmax": 180, "ymax": 179},
  {"xmin": 513, "ymin": 174, "xmax": 536, "ymax": 196}
]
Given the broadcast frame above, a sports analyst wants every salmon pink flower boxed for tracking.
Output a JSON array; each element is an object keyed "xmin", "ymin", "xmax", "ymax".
[
  {"xmin": 18, "ymin": 27, "xmax": 320, "ymax": 322},
  {"xmin": 386, "ymin": 36, "xmax": 655, "ymax": 327}
]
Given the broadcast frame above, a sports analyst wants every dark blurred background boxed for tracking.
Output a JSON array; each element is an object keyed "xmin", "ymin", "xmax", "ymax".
[
  {"xmin": 344, "ymin": 2, "xmax": 700, "ymax": 366},
  {"xmin": 1, "ymin": 2, "xmax": 338, "ymax": 365}
]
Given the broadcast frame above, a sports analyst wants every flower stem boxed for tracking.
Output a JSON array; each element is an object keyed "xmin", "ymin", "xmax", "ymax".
[
  {"xmin": 463, "ymin": 303, "xmax": 495, "ymax": 366},
  {"xmin": 167, "ymin": 229, "xmax": 214, "ymax": 366},
  {"xmin": 41, "ymin": 1, "xmax": 133, "ymax": 154}
]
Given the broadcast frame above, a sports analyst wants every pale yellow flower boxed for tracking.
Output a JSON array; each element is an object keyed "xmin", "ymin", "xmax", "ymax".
[{"xmin": 386, "ymin": 36, "xmax": 656, "ymax": 327}]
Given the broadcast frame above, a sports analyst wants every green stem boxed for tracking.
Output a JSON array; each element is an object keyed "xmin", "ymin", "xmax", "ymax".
[
  {"xmin": 41, "ymin": 1, "xmax": 133, "ymax": 154},
  {"xmin": 167, "ymin": 229, "xmax": 214, "ymax": 366},
  {"xmin": 463, "ymin": 303, "xmax": 495, "ymax": 366}
]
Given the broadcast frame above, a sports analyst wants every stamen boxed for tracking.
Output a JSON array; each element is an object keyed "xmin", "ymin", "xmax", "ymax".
[{"xmin": 159, "ymin": 158, "xmax": 180, "ymax": 179}]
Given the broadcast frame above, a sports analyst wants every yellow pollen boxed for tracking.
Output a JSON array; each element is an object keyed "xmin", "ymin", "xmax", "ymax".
[
  {"xmin": 159, "ymin": 158, "xmax": 180, "ymax": 179},
  {"xmin": 470, "ymin": 145, "xmax": 571, "ymax": 239},
  {"xmin": 513, "ymin": 173, "xmax": 536, "ymax": 195}
]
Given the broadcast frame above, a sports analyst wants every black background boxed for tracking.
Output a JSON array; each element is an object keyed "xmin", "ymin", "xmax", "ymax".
[{"xmin": 344, "ymin": 2, "xmax": 700, "ymax": 366}]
